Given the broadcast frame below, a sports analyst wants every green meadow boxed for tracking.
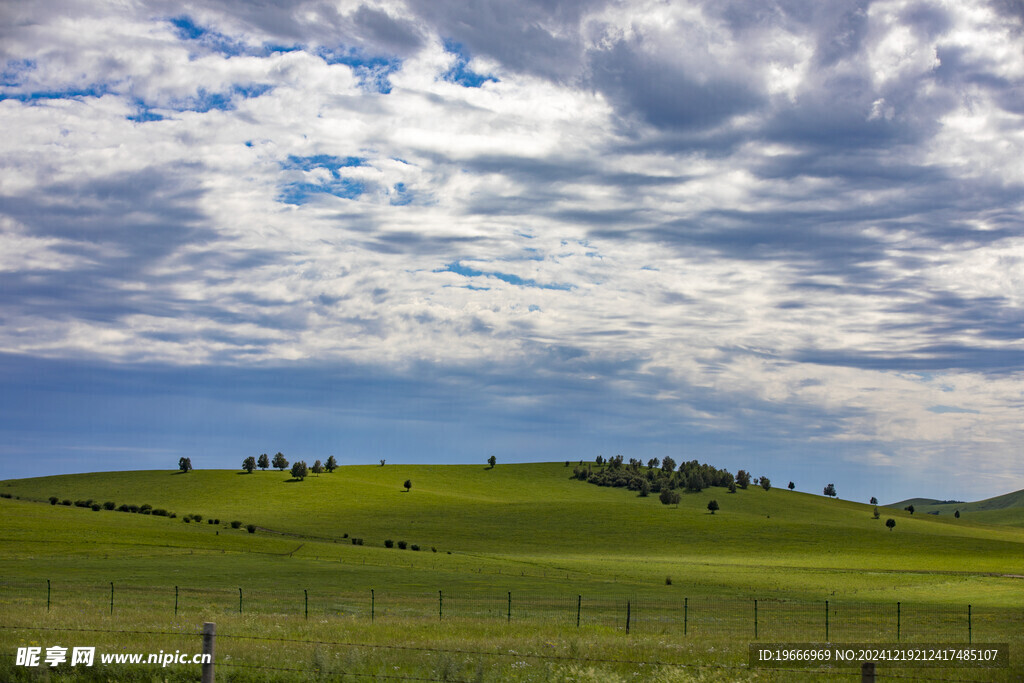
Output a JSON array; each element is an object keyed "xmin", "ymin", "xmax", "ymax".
[{"xmin": 1, "ymin": 462, "xmax": 1022, "ymax": 680}]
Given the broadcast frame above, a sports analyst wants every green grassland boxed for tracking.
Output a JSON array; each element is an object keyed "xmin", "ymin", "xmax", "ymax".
[
  {"xmin": 1, "ymin": 463, "xmax": 1022, "ymax": 681},
  {"xmin": 2, "ymin": 462, "xmax": 1023, "ymax": 603},
  {"xmin": 890, "ymin": 488, "xmax": 1024, "ymax": 528}
]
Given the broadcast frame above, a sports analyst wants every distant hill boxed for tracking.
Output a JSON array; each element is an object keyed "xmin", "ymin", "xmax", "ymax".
[{"xmin": 887, "ymin": 488, "xmax": 1024, "ymax": 527}]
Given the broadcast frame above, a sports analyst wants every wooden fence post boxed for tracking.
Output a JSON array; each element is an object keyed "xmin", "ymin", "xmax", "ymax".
[{"xmin": 201, "ymin": 622, "xmax": 215, "ymax": 683}]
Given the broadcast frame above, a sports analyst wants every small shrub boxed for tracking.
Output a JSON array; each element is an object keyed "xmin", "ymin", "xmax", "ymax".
[
  {"xmin": 384, "ymin": 539, "xmax": 394, "ymax": 548},
  {"xmin": 117, "ymin": 504, "xmax": 129, "ymax": 512},
  {"xmin": 169, "ymin": 513, "xmax": 176, "ymax": 518},
  {"xmin": 246, "ymin": 524, "xmax": 256, "ymax": 534},
  {"xmin": 342, "ymin": 533, "xmax": 349, "ymax": 538},
  {"xmin": 152, "ymin": 509, "xmax": 168, "ymax": 517},
  {"xmin": 183, "ymin": 517, "xmax": 191, "ymax": 523},
  {"xmin": 127, "ymin": 505, "xmax": 139, "ymax": 513},
  {"xmin": 231, "ymin": 521, "xmax": 242, "ymax": 529},
  {"xmin": 665, "ymin": 576, "xmax": 672, "ymax": 585},
  {"xmin": 208, "ymin": 518, "xmax": 215, "ymax": 524},
  {"xmin": 139, "ymin": 504, "xmax": 152, "ymax": 513},
  {"xmin": 62, "ymin": 499, "xmax": 72, "ymax": 506},
  {"xmin": 410, "ymin": 544, "xmax": 420, "ymax": 551},
  {"xmin": 213, "ymin": 519, "xmax": 220, "ymax": 525},
  {"xmin": 351, "ymin": 538, "xmax": 363, "ymax": 545},
  {"xmin": 192, "ymin": 514, "xmax": 203, "ymax": 522},
  {"xmin": 103, "ymin": 501, "xmax": 116, "ymax": 510},
  {"xmin": 49, "ymin": 496, "xmax": 59, "ymax": 505},
  {"xmin": 446, "ymin": 551, "xmax": 451, "ymax": 554},
  {"xmin": 397, "ymin": 540, "xmax": 407, "ymax": 550},
  {"xmin": 74, "ymin": 500, "xmax": 88, "ymax": 508},
  {"xmin": 431, "ymin": 547, "xmax": 437, "ymax": 553},
  {"xmin": 91, "ymin": 503, "xmax": 101, "ymax": 511}
]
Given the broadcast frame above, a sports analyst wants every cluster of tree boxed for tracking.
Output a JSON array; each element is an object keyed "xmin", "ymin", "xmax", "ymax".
[
  {"xmin": 572, "ymin": 457, "xmax": 749, "ymax": 496},
  {"xmin": 239, "ymin": 453, "xmax": 338, "ymax": 477}
]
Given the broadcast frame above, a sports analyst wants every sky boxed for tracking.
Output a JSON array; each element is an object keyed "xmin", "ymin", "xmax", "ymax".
[{"xmin": 1, "ymin": 0, "xmax": 1022, "ymax": 504}]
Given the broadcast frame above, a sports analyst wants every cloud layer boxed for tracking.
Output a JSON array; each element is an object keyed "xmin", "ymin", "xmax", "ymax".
[{"xmin": 1, "ymin": 0, "xmax": 1022, "ymax": 500}]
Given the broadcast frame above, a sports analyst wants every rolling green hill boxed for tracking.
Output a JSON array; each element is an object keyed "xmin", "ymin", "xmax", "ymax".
[
  {"xmin": 888, "ymin": 488, "xmax": 1024, "ymax": 527},
  {"xmin": 2, "ymin": 462, "xmax": 1024, "ymax": 606}
]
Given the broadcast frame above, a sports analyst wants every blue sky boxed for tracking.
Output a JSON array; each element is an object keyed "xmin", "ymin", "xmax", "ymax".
[{"xmin": 1, "ymin": 0, "xmax": 1023, "ymax": 504}]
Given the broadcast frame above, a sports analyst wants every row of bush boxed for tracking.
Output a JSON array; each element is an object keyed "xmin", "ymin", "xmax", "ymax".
[
  {"xmin": 47, "ymin": 495, "xmax": 260, "ymax": 533},
  {"xmin": 383, "ymin": 539, "xmax": 437, "ymax": 552}
]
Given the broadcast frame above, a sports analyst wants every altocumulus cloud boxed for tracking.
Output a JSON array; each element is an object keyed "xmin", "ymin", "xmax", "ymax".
[{"xmin": 0, "ymin": 0, "xmax": 1022, "ymax": 503}]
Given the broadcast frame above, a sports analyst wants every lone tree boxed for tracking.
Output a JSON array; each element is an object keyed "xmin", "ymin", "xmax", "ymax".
[
  {"xmin": 257, "ymin": 453, "xmax": 270, "ymax": 471},
  {"xmin": 242, "ymin": 456, "xmax": 257, "ymax": 473},
  {"xmin": 873, "ymin": 506, "xmax": 880, "ymax": 519},
  {"xmin": 955, "ymin": 509, "xmax": 960, "ymax": 519},
  {"xmin": 290, "ymin": 460, "xmax": 308, "ymax": 480},
  {"xmin": 707, "ymin": 500, "xmax": 720, "ymax": 514},
  {"xmin": 487, "ymin": 455, "xmax": 496, "ymax": 469},
  {"xmin": 272, "ymin": 452, "xmax": 288, "ymax": 471},
  {"xmin": 728, "ymin": 481, "xmax": 737, "ymax": 493},
  {"xmin": 736, "ymin": 470, "xmax": 751, "ymax": 489},
  {"xmin": 760, "ymin": 477, "xmax": 772, "ymax": 492},
  {"xmin": 325, "ymin": 455, "xmax": 337, "ymax": 473},
  {"xmin": 380, "ymin": 459, "xmax": 386, "ymax": 466},
  {"xmin": 886, "ymin": 518, "xmax": 896, "ymax": 531},
  {"xmin": 404, "ymin": 479, "xmax": 412, "ymax": 492},
  {"xmin": 178, "ymin": 457, "xmax": 192, "ymax": 473},
  {"xmin": 659, "ymin": 488, "xmax": 681, "ymax": 507},
  {"xmin": 905, "ymin": 505, "xmax": 915, "ymax": 515},
  {"xmin": 823, "ymin": 483, "xmax": 837, "ymax": 499},
  {"xmin": 870, "ymin": 496, "xmax": 878, "ymax": 505},
  {"xmin": 788, "ymin": 481, "xmax": 795, "ymax": 491},
  {"xmin": 312, "ymin": 459, "xmax": 324, "ymax": 476}
]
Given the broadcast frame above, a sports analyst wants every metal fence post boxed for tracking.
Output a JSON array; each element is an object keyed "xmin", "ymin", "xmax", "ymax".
[
  {"xmin": 825, "ymin": 600, "xmax": 829, "ymax": 641},
  {"xmin": 897, "ymin": 602, "xmax": 900, "ymax": 641},
  {"xmin": 175, "ymin": 586, "xmax": 178, "ymax": 616},
  {"xmin": 626, "ymin": 600, "xmax": 631, "ymax": 634},
  {"xmin": 968, "ymin": 604, "xmax": 972, "ymax": 644},
  {"xmin": 576, "ymin": 595, "xmax": 581, "ymax": 628},
  {"xmin": 371, "ymin": 589, "xmax": 375, "ymax": 622},
  {"xmin": 304, "ymin": 589, "xmax": 308, "ymax": 620},
  {"xmin": 201, "ymin": 622, "xmax": 215, "ymax": 683},
  {"xmin": 754, "ymin": 599, "xmax": 758, "ymax": 639},
  {"xmin": 47, "ymin": 579, "xmax": 50, "ymax": 613},
  {"xmin": 438, "ymin": 590, "xmax": 443, "ymax": 621},
  {"xmin": 238, "ymin": 588, "xmax": 242, "ymax": 614},
  {"xmin": 507, "ymin": 591, "xmax": 511, "ymax": 623},
  {"xmin": 110, "ymin": 582, "xmax": 114, "ymax": 615},
  {"xmin": 684, "ymin": 597, "xmax": 688, "ymax": 635}
]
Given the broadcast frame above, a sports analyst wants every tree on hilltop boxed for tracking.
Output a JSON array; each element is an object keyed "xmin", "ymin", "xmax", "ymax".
[
  {"xmin": 178, "ymin": 457, "xmax": 192, "ymax": 473},
  {"xmin": 761, "ymin": 477, "xmax": 772, "ymax": 491},
  {"xmin": 272, "ymin": 453, "xmax": 288, "ymax": 471},
  {"xmin": 870, "ymin": 496, "xmax": 878, "ymax": 505},
  {"xmin": 312, "ymin": 459, "xmax": 324, "ymax": 476},
  {"xmin": 290, "ymin": 460, "xmax": 308, "ymax": 480},
  {"xmin": 905, "ymin": 505, "xmax": 915, "ymax": 515},
  {"xmin": 736, "ymin": 470, "xmax": 751, "ymax": 489},
  {"xmin": 257, "ymin": 453, "xmax": 269, "ymax": 470},
  {"xmin": 823, "ymin": 483, "xmax": 836, "ymax": 499},
  {"xmin": 788, "ymin": 481, "xmax": 795, "ymax": 491},
  {"xmin": 242, "ymin": 456, "xmax": 257, "ymax": 473},
  {"xmin": 325, "ymin": 455, "xmax": 337, "ymax": 472},
  {"xmin": 487, "ymin": 455, "xmax": 496, "ymax": 469}
]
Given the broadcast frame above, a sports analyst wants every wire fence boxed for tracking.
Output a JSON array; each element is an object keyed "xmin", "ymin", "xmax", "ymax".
[{"xmin": 2, "ymin": 579, "xmax": 1019, "ymax": 643}]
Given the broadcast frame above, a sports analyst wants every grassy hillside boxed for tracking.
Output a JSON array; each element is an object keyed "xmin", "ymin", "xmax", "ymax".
[
  {"xmin": 889, "ymin": 488, "xmax": 1024, "ymax": 527},
  {"xmin": 2, "ymin": 462, "xmax": 1024, "ymax": 606}
]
